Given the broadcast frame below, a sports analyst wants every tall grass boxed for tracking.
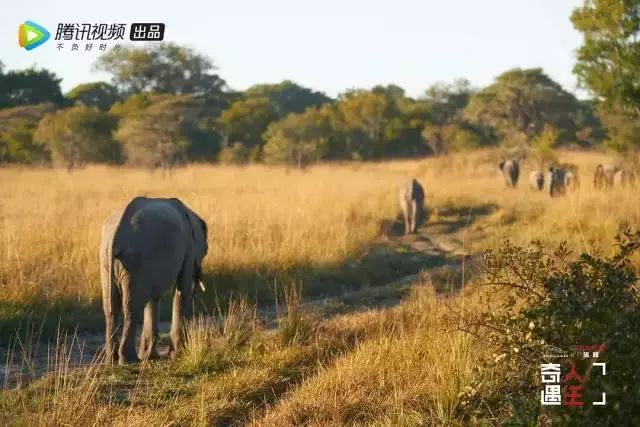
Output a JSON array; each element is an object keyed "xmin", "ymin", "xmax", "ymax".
[
  {"xmin": 1, "ymin": 149, "xmax": 639, "ymax": 424},
  {"xmin": 2, "ymin": 151, "xmax": 635, "ymax": 313},
  {"xmin": 0, "ymin": 164, "xmax": 401, "ymax": 318},
  {"xmin": 258, "ymin": 285, "xmax": 483, "ymax": 426},
  {"xmin": 181, "ymin": 297, "xmax": 257, "ymax": 373}
]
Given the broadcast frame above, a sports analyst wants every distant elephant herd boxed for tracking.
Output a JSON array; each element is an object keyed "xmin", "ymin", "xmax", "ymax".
[
  {"xmin": 498, "ymin": 158, "xmax": 636, "ymax": 197},
  {"xmin": 397, "ymin": 157, "xmax": 637, "ymax": 237}
]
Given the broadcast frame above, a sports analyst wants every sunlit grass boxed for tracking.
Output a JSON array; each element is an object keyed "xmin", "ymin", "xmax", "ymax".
[{"xmin": 1, "ymin": 148, "xmax": 638, "ymax": 425}]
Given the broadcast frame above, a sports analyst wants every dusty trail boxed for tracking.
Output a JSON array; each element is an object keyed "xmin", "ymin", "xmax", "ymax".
[{"xmin": 0, "ymin": 202, "xmax": 490, "ymax": 389}]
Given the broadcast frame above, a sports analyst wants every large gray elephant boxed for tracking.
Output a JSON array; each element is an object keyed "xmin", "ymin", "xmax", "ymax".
[
  {"xmin": 99, "ymin": 197, "xmax": 208, "ymax": 365},
  {"xmin": 499, "ymin": 159, "xmax": 520, "ymax": 188},
  {"xmin": 399, "ymin": 179, "xmax": 425, "ymax": 235}
]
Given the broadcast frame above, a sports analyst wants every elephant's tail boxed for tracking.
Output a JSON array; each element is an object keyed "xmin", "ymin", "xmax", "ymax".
[{"xmin": 100, "ymin": 209, "xmax": 126, "ymax": 323}]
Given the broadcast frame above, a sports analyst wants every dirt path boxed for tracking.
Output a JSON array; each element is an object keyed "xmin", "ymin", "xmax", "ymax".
[{"xmin": 0, "ymin": 202, "xmax": 491, "ymax": 389}]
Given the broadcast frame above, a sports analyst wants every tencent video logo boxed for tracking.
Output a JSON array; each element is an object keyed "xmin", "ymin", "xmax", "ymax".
[{"xmin": 18, "ymin": 21, "xmax": 50, "ymax": 50}]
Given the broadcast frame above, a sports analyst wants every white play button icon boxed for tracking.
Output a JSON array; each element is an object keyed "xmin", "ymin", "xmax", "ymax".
[{"xmin": 26, "ymin": 29, "xmax": 38, "ymax": 42}]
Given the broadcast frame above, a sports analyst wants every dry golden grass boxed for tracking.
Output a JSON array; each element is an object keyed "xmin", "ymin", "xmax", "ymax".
[
  {"xmin": 1, "ymin": 148, "xmax": 639, "ymax": 425},
  {"xmin": 2, "ymin": 149, "xmax": 635, "ymax": 309},
  {"xmin": 0, "ymin": 164, "xmax": 403, "ymax": 307},
  {"xmin": 257, "ymin": 285, "xmax": 482, "ymax": 426}
]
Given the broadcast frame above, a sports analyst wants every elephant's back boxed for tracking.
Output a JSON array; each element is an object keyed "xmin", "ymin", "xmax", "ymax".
[{"xmin": 114, "ymin": 197, "xmax": 188, "ymax": 255}]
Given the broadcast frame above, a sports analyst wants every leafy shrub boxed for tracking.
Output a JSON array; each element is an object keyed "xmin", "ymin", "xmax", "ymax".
[{"xmin": 456, "ymin": 230, "xmax": 640, "ymax": 425}]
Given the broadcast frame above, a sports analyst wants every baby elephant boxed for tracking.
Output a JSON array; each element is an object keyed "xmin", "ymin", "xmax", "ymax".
[
  {"xmin": 529, "ymin": 170, "xmax": 544, "ymax": 191},
  {"xmin": 399, "ymin": 179, "xmax": 425, "ymax": 235}
]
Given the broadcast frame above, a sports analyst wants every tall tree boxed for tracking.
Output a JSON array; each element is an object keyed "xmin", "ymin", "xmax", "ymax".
[
  {"xmin": 113, "ymin": 95, "xmax": 203, "ymax": 170},
  {"xmin": 262, "ymin": 105, "xmax": 335, "ymax": 167},
  {"xmin": 333, "ymin": 86, "xmax": 431, "ymax": 159},
  {"xmin": 0, "ymin": 103, "xmax": 56, "ymax": 163},
  {"xmin": 34, "ymin": 106, "xmax": 119, "ymax": 169},
  {"xmin": 0, "ymin": 67, "xmax": 64, "ymax": 108},
  {"xmin": 335, "ymin": 90, "xmax": 388, "ymax": 159},
  {"xmin": 215, "ymin": 96, "xmax": 279, "ymax": 155},
  {"xmin": 244, "ymin": 80, "xmax": 332, "ymax": 116},
  {"xmin": 66, "ymin": 81, "xmax": 121, "ymax": 111},
  {"xmin": 596, "ymin": 103, "xmax": 640, "ymax": 152},
  {"xmin": 424, "ymin": 78, "xmax": 475, "ymax": 125},
  {"xmin": 463, "ymin": 68, "xmax": 579, "ymax": 146},
  {"xmin": 572, "ymin": 0, "xmax": 640, "ymax": 116},
  {"xmin": 572, "ymin": 0, "xmax": 640, "ymax": 152},
  {"xmin": 94, "ymin": 43, "xmax": 229, "ymax": 103}
]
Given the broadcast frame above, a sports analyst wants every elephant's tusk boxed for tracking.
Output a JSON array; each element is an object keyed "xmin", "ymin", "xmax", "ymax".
[{"xmin": 198, "ymin": 280, "xmax": 206, "ymax": 292}]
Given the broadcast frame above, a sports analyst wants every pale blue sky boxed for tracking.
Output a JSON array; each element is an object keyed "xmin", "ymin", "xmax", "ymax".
[{"xmin": 2, "ymin": 0, "xmax": 586, "ymax": 98}]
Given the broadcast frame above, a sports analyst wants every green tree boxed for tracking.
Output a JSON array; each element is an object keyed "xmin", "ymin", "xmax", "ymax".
[
  {"xmin": 244, "ymin": 80, "xmax": 331, "ymax": 116},
  {"xmin": 572, "ymin": 0, "xmax": 640, "ymax": 152},
  {"xmin": 66, "ymin": 81, "xmax": 121, "ymax": 111},
  {"xmin": 335, "ymin": 89, "xmax": 388, "ymax": 159},
  {"xmin": 0, "ymin": 103, "xmax": 56, "ymax": 163},
  {"xmin": 33, "ymin": 106, "xmax": 119, "ymax": 169},
  {"xmin": 572, "ymin": 0, "xmax": 640, "ymax": 116},
  {"xmin": 372, "ymin": 85, "xmax": 433, "ymax": 157},
  {"xmin": 596, "ymin": 103, "xmax": 640, "ymax": 153},
  {"xmin": 421, "ymin": 122, "xmax": 485, "ymax": 155},
  {"xmin": 328, "ymin": 86, "xmax": 433, "ymax": 159},
  {"xmin": 424, "ymin": 78, "xmax": 475, "ymax": 125},
  {"xmin": 94, "ymin": 43, "xmax": 229, "ymax": 109},
  {"xmin": 262, "ymin": 105, "xmax": 334, "ymax": 167},
  {"xmin": 114, "ymin": 95, "xmax": 203, "ymax": 170},
  {"xmin": 0, "ymin": 67, "xmax": 64, "ymax": 108},
  {"xmin": 110, "ymin": 92, "xmax": 220, "ymax": 162},
  {"xmin": 574, "ymin": 100, "xmax": 605, "ymax": 146},
  {"xmin": 215, "ymin": 96, "xmax": 279, "ymax": 160},
  {"xmin": 108, "ymin": 91, "xmax": 160, "ymax": 117},
  {"xmin": 463, "ymin": 68, "xmax": 579, "ymax": 146}
]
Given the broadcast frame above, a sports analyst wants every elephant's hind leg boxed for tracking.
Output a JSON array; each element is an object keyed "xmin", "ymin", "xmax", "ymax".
[
  {"xmin": 169, "ymin": 261, "xmax": 194, "ymax": 359},
  {"xmin": 410, "ymin": 200, "xmax": 419, "ymax": 233},
  {"xmin": 401, "ymin": 203, "xmax": 410, "ymax": 235},
  {"xmin": 103, "ymin": 281, "xmax": 121, "ymax": 365},
  {"xmin": 139, "ymin": 298, "xmax": 160, "ymax": 360},
  {"xmin": 118, "ymin": 272, "xmax": 140, "ymax": 365}
]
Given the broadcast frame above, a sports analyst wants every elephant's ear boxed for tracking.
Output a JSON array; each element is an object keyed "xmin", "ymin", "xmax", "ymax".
[{"xmin": 196, "ymin": 215, "xmax": 208, "ymax": 255}]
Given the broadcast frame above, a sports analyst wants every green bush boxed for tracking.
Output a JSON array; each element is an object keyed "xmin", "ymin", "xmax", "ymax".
[{"xmin": 458, "ymin": 230, "xmax": 640, "ymax": 425}]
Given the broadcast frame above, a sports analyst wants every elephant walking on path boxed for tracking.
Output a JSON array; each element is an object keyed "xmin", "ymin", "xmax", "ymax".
[
  {"xmin": 99, "ymin": 197, "xmax": 208, "ymax": 365},
  {"xmin": 499, "ymin": 159, "xmax": 520, "ymax": 188},
  {"xmin": 399, "ymin": 179, "xmax": 425, "ymax": 235}
]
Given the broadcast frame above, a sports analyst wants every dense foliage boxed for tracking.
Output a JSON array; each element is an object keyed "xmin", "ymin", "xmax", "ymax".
[
  {"xmin": 458, "ymin": 230, "xmax": 640, "ymax": 425},
  {"xmin": 572, "ymin": 0, "xmax": 640, "ymax": 153}
]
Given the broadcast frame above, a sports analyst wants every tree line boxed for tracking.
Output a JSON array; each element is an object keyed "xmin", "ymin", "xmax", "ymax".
[{"xmin": 0, "ymin": 0, "xmax": 638, "ymax": 169}]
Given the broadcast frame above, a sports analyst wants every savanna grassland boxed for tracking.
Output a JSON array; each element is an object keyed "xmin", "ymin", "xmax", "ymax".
[{"xmin": 0, "ymin": 148, "xmax": 638, "ymax": 425}]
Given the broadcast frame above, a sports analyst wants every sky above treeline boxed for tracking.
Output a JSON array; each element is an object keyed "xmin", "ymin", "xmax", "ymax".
[{"xmin": 3, "ymin": 0, "xmax": 587, "ymax": 98}]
